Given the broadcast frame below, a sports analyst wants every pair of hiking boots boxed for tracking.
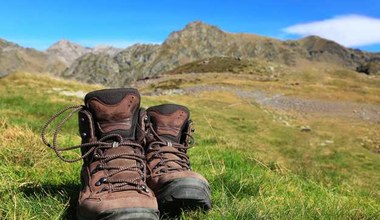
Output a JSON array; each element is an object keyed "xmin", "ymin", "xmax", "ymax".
[{"xmin": 41, "ymin": 88, "xmax": 211, "ymax": 220}]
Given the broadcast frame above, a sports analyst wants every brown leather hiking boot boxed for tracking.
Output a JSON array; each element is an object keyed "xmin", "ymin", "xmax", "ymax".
[
  {"xmin": 144, "ymin": 104, "xmax": 211, "ymax": 214},
  {"xmin": 42, "ymin": 88, "xmax": 159, "ymax": 220}
]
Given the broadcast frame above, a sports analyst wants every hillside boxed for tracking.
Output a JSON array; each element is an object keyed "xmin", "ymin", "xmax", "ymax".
[{"xmin": 0, "ymin": 69, "xmax": 379, "ymax": 219}]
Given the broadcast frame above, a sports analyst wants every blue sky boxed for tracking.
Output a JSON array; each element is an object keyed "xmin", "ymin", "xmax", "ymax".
[{"xmin": 1, "ymin": 0, "xmax": 380, "ymax": 51}]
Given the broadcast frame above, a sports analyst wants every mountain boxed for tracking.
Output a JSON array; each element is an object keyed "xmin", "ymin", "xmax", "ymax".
[
  {"xmin": 46, "ymin": 40, "xmax": 123, "ymax": 66},
  {"xmin": 156, "ymin": 21, "xmax": 379, "ymax": 69},
  {"xmin": 62, "ymin": 44, "xmax": 160, "ymax": 86},
  {"xmin": 64, "ymin": 22, "xmax": 305, "ymax": 86},
  {"xmin": 63, "ymin": 21, "xmax": 380, "ymax": 87},
  {"xmin": 0, "ymin": 38, "xmax": 124, "ymax": 78},
  {"xmin": 156, "ymin": 21, "xmax": 299, "ymax": 68},
  {"xmin": 1, "ymin": 21, "xmax": 380, "ymax": 83},
  {"xmin": 46, "ymin": 40, "xmax": 91, "ymax": 66},
  {"xmin": 0, "ymin": 38, "xmax": 52, "ymax": 77}
]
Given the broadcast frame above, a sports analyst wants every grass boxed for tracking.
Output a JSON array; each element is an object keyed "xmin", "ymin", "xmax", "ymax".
[
  {"xmin": 166, "ymin": 57, "xmax": 283, "ymax": 76},
  {"xmin": 0, "ymin": 72, "xmax": 379, "ymax": 219}
]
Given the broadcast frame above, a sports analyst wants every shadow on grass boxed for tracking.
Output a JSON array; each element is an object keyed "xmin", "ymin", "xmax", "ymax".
[
  {"xmin": 20, "ymin": 182, "xmax": 80, "ymax": 220},
  {"xmin": 19, "ymin": 183, "xmax": 211, "ymax": 220}
]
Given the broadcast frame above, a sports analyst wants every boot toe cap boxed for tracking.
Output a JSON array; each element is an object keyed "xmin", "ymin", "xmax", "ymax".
[{"xmin": 78, "ymin": 192, "xmax": 158, "ymax": 220}]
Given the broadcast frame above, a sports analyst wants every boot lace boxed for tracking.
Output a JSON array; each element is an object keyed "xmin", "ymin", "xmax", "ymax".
[
  {"xmin": 146, "ymin": 122, "xmax": 194, "ymax": 175},
  {"xmin": 41, "ymin": 105, "xmax": 148, "ymax": 193}
]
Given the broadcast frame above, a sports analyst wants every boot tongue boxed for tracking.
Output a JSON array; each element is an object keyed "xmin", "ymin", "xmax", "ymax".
[
  {"xmin": 147, "ymin": 104, "xmax": 189, "ymax": 143},
  {"xmin": 84, "ymin": 88, "xmax": 140, "ymax": 139}
]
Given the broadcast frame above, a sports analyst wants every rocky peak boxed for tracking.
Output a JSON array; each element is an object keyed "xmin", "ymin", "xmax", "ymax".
[
  {"xmin": 47, "ymin": 39, "xmax": 87, "ymax": 51},
  {"xmin": 357, "ymin": 60, "xmax": 380, "ymax": 75},
  {"xmin": 183, "ymin": 21, "xmax": 223, "ymax": 32},
  {"xmin": 164, "ymin": 21, "xmax": 226, "ymax": 45},
  {"xmin": 46, "ymin": 40, "xmax": 91, "ymax": 66}
]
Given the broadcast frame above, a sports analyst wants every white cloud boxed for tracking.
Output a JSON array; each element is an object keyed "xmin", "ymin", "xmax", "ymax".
[{"xmin": 283, "ymin": 14, "xmax": 380, "ymax": 47}]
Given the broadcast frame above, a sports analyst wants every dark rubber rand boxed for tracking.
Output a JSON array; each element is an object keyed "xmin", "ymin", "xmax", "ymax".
[
  {"xmin": 156, "ymin": 178, "xmax": 212, "ymax": 214},
  {"xmin": 77, "ymin": 207, "xmax": 159, "ymax": 220}
]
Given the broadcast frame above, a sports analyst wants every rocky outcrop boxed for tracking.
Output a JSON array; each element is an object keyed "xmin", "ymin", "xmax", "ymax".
[{"xmin": 357, "ymin": 60, "xmax": 380, "ymax": 75}]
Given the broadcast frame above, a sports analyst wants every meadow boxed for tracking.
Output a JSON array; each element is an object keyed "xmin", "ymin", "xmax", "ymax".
[{"xmin": 0, "ymin": 71, "xmax": 379, "ymax": 219}]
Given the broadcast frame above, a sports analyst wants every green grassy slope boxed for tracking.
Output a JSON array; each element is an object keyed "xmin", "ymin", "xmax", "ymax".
[{"xmin": 0, "ymin": 72, "xmax": 379, "ymax": 219}]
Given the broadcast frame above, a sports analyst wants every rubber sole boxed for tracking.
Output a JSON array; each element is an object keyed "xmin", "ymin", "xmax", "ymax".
[
  {"xmin": 77, "ymin": 207, "xmax": 159, "ymax": 220},
  {"xmin": 156, "ymin": 178, "xmax": 212, "ymax": 215}
]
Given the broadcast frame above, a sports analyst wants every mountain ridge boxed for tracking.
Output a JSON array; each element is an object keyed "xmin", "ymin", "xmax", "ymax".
[
  {"xmin": 0, "ymin": 37, "xmax": 63, "ymax": 76},
  {"xmin": 64, "ymin": 21, "xmax": 380, "ymax": 86},
  {"xmin": 1, "ymin": 21, "xmax": 379, "ymax": 82}
]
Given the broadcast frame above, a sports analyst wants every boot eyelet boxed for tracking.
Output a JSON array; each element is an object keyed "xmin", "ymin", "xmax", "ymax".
[
  {"xmin": 141, "ymin": 185, "xmax": 149, "ymax": 193},
  {"xmin": 95, "ymin": 177, "xmax": 107, "ymax": 186}
]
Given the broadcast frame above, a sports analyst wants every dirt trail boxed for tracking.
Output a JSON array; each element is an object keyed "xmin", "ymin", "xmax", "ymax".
[
  {"xmin": 147, "ymin": 85, "xmax": 380, "ymax": 123},
  {"xmin": 237, "ymin": 90, "xmax": 380, "ymax": 123}
]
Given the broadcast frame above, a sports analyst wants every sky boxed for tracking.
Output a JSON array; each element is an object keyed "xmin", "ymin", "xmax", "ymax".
[{"xmin": 1, "ymin": 0, "xmax": 380, "ymax": 51}]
